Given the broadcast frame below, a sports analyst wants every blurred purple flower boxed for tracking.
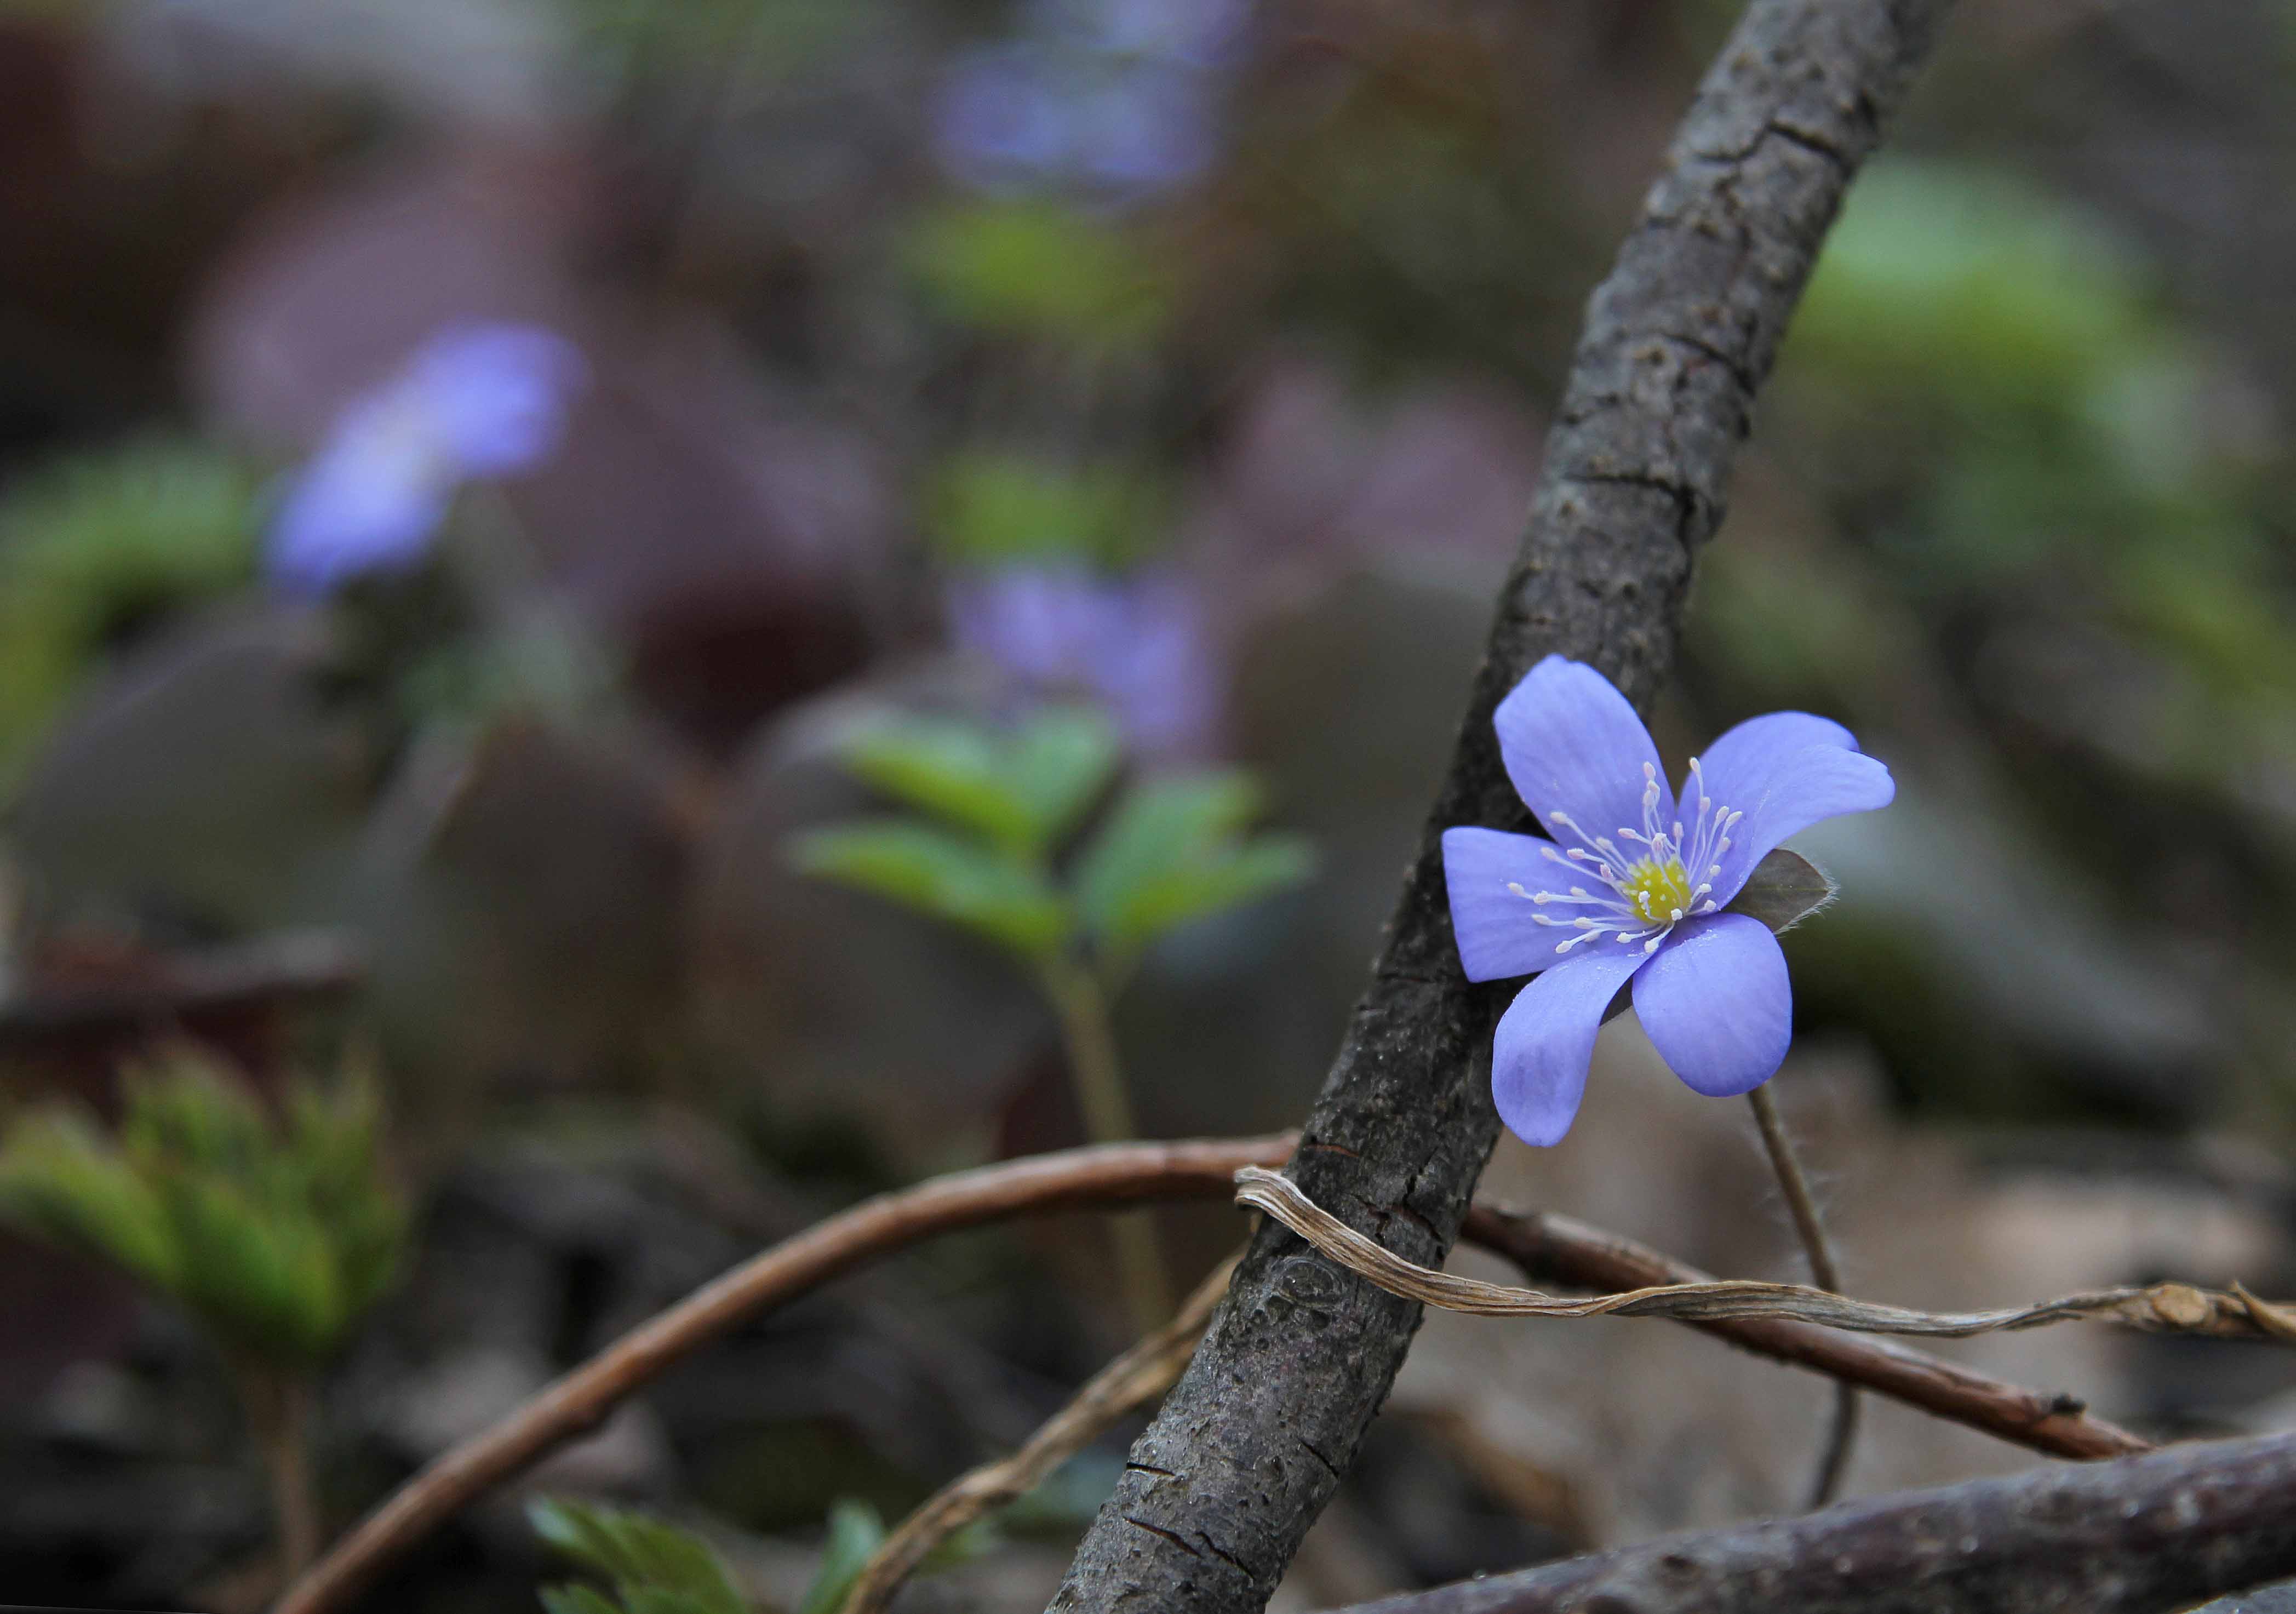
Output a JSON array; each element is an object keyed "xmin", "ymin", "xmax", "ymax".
[
  {"xmin": 947, "ymin": 565, "xmax": 1217, "ymax": 754},
  {"xmin": 1441, "ymin": 657, "xmax": 1894, "ymax": 1147},
  {"xmin": 934, "ymin": 0, "xmax": 1249, "ymax": 204},
  {"xmin": 266, "ymin": 322, "xmax": 586, "ymax": 596}
]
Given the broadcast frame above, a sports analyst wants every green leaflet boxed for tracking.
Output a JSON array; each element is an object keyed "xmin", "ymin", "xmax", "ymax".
[
  {"xmin": 840, "ymin": 706, "xmax": 1119, "ymax": 857},
  {"xmin": 1075, "ymin": 772, "xmax": 1316, "ymax": 959},
  {"xmin": 530, "ymin": 1498, "xmax": 749, "ymax": 1614},
  {"xmin": 792, "ymin": 819, "xmax": 1074, "ymax": 959},
  {"xmin": 795, "ymin": 1499, "xmax": 887, "ymax": 1614}
]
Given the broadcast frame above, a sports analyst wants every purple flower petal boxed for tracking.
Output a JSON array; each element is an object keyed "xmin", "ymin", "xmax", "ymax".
[
  {"xmin": 407, "ymin": 322, "xmax": 586, "ymax": 477},
  {"xmin": 1697, "ymin": 711, "xmax": 1859, "ymax": 795},
  {"xmin": 947, "ymin": 564, "xmax": 1219, "ymax": 754},
  {"xmin": 1441, "ymin": 826, "xmax": 1570, "ymax": 982},
  {"xmin": 936, "ymin": 44, "xmax": 1079, "ymax": 190},
  {"xmin": 1631, "ymin": 913, "xmax": 1791, "ymax": 1097},
  {"xmin": 1494, "ymin": 655, "xmax": 1673, "ymax": 855},
  {"xmin": 1491, "ymin": 945, "xmax": 1649, "ymax": 1146},
  {"xmin": 264, "ymin": 412, "xmax": 453, "ymax": 595},
  {"xmin": 1703, "ymin": 742, "xmax": 1895, "ymax": 907}
]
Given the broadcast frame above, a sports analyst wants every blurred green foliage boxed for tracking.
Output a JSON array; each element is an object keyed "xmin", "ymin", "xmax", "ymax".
[
  {"xmin": 0, "ymin": 437, "xmax": 261, "ymax": 787},
  {"xmin": 1759, "ymin": 154, "xmax": 2296, "ymax": 810},
  {"xmin": 1792, "ymin": 160, "xmax": 2153, "ymax": 412},
  {"xmin": 1074, "ymin": 774, "xmax": 1314, "ymax": 967},
  {"xmin": 0, "ymin": 1048, "xmax": 405, "ymax": 1364},
  {"xmin": 926, "ymin": 452, "xmax": 1172, "ymax": 569},
  {"xmin": 531, "ymin": 1497, "xmax": 751, "ymax": 1614},
  {"xmin": 529, "ymin": 1493, "xmax": 995, "ymax": 1614},
  {"xmin": 795, "ymin": 1498, "xmax": 883, "ymax": 1614},
  {"xmin": 791, "ymin": 705, "xmax": 1314, "ymax": 978},
  {"xmin": 840, "ymin": 707, "xmax": 1121, "ymax": 860},
  {"xmin": 907, "ymin": 203, "xmax": 1178, "ymax": 350}
]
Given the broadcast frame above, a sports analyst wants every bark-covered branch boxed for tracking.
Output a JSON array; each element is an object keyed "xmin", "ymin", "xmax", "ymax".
[
  {"xmin": 1325, "ymin": 1433, "xmax": 2296, "ymax": 1614},
  {"xmin": 1047, "ymin": 2, "xmax": 1955, "ymax": 1609}
]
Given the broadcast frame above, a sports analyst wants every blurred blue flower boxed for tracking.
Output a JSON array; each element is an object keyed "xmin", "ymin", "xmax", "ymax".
[
  {"xmin": 934, "ymin": 0, "xmax": 1250, "ymax": 205},
  {"xmin": 265, "ymin": 322, "xmax": 586, "ymax": 596},
  {"xmin": 947, "ymin": 564, "xmax": 1217, "ymax": 754},
  {"xmin": 1441, "ymin": 656, "xmax": 1894, "ymax": 1146}
]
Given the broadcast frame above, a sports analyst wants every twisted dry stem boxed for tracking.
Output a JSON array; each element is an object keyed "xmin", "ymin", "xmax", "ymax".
[
  {"xmin": 1744, "ymin": 1086, "xmax": 1858, "ymax": 1507},
  {"xmin": 1460, "ymin": 1201, "xmax": 2148, "ymax": 1463},
  {"xmin": 1242, "ymin": 1166, "xmax": 2296, "ymax": 1341},
  {"xmin": 271, "ymin": 1135, "xmax": 1296, "ymax": 1614}
]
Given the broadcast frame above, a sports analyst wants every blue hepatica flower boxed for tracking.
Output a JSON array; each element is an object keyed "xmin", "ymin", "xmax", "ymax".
[
  {"xmin": 266, "ymin": 322, "xmax": 586, "ymax": 597},
  {"xmin": 1442, "ymin": 656, "xmax": 1896, "ymax": 1147}
]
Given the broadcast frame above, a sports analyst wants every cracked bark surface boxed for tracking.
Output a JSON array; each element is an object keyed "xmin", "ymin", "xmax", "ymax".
[
  {"xmin": 1323, "ymin": 1432, "xmax": 2296, "ymax": 1614},
  {"xmin": 1046, "ymin": 2, "xmax": 1956, "ymax": 1610}
]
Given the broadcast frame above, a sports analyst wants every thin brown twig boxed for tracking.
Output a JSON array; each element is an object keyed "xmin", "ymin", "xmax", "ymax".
[
  {"xmin": 1745, "ymin": 1086, "xmax": 1858, "ymax": 1508},
  {"xmin": 270, "ymin": 1134, "xmax": 1296, "ymax": 1614},
  {"xmin": 1459, "ymin": 1203, "xmax": 2150, "ymax": 1463},
  {"xmin": 840, "ymin": 1251, "xmax": 1243, "ymax": 1614},
  {"xmin": 273, "ymin": 1128, "xmax": 2160, "ymax": 1614}
]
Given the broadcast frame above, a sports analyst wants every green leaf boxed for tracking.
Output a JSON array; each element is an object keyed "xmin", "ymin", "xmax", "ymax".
[
  {"xmin": 905, "ymin": 202, "xmax": 1176, "ymax": 349},
  {"xmin": 1006, "ymin": 708, "xmax": 1121, "ymax": 844},
  {"xmin": 1098, "ymin": 837, "xmax": 1317, "ymax": 955},
  {"xmin": 540, "ymin": 1585, "xmax": 626, "ymax": 1614},
  {"xmin": 798, "ymin": 1499, "xmax": 887, "ymax": 1614},
  {"xmin": 0, "ymin": 1114, "xmax": 179, "ymax": 1289},
  {"xmin": 528, "ymin": 1498, "xmax": 747, "ymax": 1614},
  {"xmin": 840, "ymin": 707, "xmax": 1116, "ymax": 855},
  {"xmin": 924, "ymin": 451, "xmax": 1171, "ymax": 569},
  {"xmin": 0, "ymin": 1048, "xmax": 404, "ymax": 1366},
  {"xmin": 843, "ymin": 717, "xmax": 1035, "ymax": 852},
  {"xmin": 792, "ymin": 820, "xmax": 1072, "ymax": 959},
  {"xmin": 1075, "ymin": 774, "xmax": 1316, "ymax": 955}
]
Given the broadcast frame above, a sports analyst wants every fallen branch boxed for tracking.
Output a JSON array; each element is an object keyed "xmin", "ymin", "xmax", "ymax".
[
  {"xmin": 1458, "ymin": 1203, "xmax": 2149, "ymax": 1462},
  {"xmin": 1047, "ymin": 2, "xmax": 1958, "ymax": 1606},
  {"xmin": 840, "ymin": 1253, "xmax": 1243, "ymax": 1614},
  {"xmin": 271, "ymin": 1134, "xmax": 1295, "ymax": 1614},
  {"xmin": 1249, "ymin": 1167, "xmax": 2296, "ymax": 1340},
  {"xmin": 1320, "ymin": 1432, "xmax": 2296, "ymax": 1614}
]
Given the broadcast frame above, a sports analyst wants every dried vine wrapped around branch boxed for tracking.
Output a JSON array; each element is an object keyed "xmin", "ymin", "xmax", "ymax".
[{"xmin": 1245, "ymin": 1166, "xmax": 2296, "ymax": 1341}]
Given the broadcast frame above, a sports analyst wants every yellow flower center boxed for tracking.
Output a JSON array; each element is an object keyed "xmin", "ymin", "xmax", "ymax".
[{"xmin": 1620, "ymin": 855, "xmax": 1695, "ymax": 924}]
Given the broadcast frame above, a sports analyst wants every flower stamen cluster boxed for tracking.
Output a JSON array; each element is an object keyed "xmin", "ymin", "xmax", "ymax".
[{"xmin": 1509, "ymin": 759, "xmax": 1742, "ymax": 955}]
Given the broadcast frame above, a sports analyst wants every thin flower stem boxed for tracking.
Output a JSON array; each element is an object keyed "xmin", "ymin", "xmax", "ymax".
[
  {"xmin": 241, "ymin": 1365, "xmax": 322, "ymax": 1577},
  {"xmin": 1037, "ymin": 956, "xmax": 1174, "ymax": 1335},
  {"xmin": 1746, "ymin": 1084, "xmax": 1858, "ymax": 1509}
]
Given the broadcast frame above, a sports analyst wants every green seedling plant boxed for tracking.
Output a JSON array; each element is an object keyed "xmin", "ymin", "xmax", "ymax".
[
  {"xmin": 530, "ymin": 1497, "xmax": 752, "ymax": 1614},
  {"xmin": 790, "ymin": 703, "xmax": 1315, "ymax": 1332},
  {"xmin": 530, "ymin": 1495, "xmax": 991, "ymax": 1614},
  {"xmin": 0, "ymin": 1043, "xmax": 406, "ymax": 1577}
]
